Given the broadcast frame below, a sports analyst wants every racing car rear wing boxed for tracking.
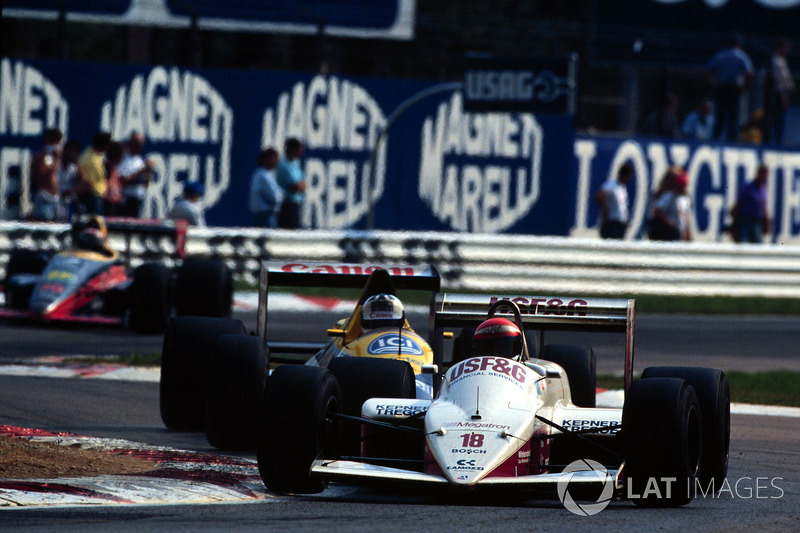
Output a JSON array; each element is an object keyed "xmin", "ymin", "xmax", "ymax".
[
  {"xmin": 257, "ymin": 260, "xmax": 441, "ymax": 350},
  {"xmin": 431, "ymin": 293, "xmax": 636, "ymax": 391}
]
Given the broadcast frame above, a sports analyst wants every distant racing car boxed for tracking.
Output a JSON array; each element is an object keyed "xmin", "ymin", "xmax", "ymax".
[{"xmin": 1, "ymin": 215, "xmax": 233, "ymax": 333}]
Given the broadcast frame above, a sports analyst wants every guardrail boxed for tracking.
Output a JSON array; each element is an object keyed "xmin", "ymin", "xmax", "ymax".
[{"xmin": 3, "ymin": 221, "xmax": 800, "ymax": 298}]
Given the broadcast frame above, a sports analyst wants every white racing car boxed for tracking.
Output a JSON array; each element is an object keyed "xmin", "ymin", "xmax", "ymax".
[
  {"xmin": 161, "ymin": 261, "xmax": 729, "ymax": 507},
  {"xmin": 254, "ymin": 269, "xmax": 730, "ymax": 507}
]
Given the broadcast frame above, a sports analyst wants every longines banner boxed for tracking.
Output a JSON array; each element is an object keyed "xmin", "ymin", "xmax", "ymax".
[{"xmin": 2, "ymin": 57, "xmax": 800, "ymax": 242}]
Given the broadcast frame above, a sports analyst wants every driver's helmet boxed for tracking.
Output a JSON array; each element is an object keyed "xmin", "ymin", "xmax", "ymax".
[
  {"xmin": 361, "ymin": 293, "xmax": 405, "ymax": 331},
  {"xmin": 75, "ymin": 227, "xmax": 107, "ymax": 253},
  {"xmin": 473, "ymin": 317, "xmax": 522, "ymax": 358}
]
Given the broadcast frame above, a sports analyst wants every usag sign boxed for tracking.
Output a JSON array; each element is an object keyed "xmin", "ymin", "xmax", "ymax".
[{"xmin": 463, "ymin": 55, "xmax": 577, "ymax": 114}]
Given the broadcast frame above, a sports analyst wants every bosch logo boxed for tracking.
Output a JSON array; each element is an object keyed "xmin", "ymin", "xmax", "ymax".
[{"xmin": 367, "ymin": 334, "xmax": 424, "ymax": 356}]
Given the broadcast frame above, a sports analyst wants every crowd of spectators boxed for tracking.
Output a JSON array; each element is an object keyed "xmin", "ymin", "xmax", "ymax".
[
  {"xmin": 640, "ymin": 36, "xmax": 795, "ymax": 146},
  {"xmin": 28, "ymin": 129, "xmax": 156, "ymax": 223}
]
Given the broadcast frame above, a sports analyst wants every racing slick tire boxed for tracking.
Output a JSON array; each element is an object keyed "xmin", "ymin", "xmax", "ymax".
[
  {"xmin": 541, "ymin": 344, "xmax": 596, "ymax": 408},
  {"xmin": 206, "ymin": 334, "xmax": 268, "ymax": 450},
  {"xmin": 641, "ymin": 366, "xmax": 730, "ymax": 490},
  {"xmin": 4, "ymin": 249, "xmax": 51, "ymax": 309},
  {"xmin": 327, "ymin": 357, "xmax": 416, "ymax": 459},
  {"xmin": 160, "ymin": 316, "xmax": 246, "ymax": 431},
  {"xmin": 130, "ymin": 263, "xmax": 171, "ymax": 334},
  {"xmin": 257, "ymin": 365, "xmax": 342, "ymax": 494},
  {"xmin": 623, "ymin": 377, "xmax": 702, "ymax": 507},
  {"xmin": 174, "ymin": 256, "xmax": 233, "ymax": 318}
]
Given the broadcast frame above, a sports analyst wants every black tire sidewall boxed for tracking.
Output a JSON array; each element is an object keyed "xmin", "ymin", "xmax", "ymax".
[
  {"xmin": 206, "ymin": 334, "xmax": 267, "ymax": 450},
  {"xmin": 160, "ymin": 316, "xmax": 246, "ymax": 430}
]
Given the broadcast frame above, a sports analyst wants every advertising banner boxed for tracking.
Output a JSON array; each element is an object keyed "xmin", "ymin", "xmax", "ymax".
[{"xmin": 2, "ymin": 57, "xmax": 799, "ymax": 242}]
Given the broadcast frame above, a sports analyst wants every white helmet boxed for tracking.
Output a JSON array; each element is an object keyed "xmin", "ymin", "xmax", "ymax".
[{"xmin": 361, "ymin": 294, "xmax": 405, "ymax": 331}]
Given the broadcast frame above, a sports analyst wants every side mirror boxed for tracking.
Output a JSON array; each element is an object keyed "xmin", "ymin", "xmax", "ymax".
[
  {"xmin": 327, "ymin": 328, "xmax": 346, "ymax": 338},
  {"xmin": 421, "ymin": 364, "xmax": 439, "ymax": 375}
]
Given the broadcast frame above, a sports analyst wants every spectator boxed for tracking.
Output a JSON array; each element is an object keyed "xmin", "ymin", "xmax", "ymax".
[
  {"xmin": 29, "ymin": 127, "xmax": 64, "ymax": 221},
  {"xmin": 117, "ymin": 132, "xmax": 153, "ymax": 218},
  {"xmin": 764, "ymin": 38, "xmax": 795, "ymax": 145},
  {"xmin": 648, "ymin": 167, "xmax": 692, "ymax": 241},
  {"xmin": 59, "ymin": 139, "xmax": 83, "ymax": 219},
  {"xmin": 77, "ymin": 132, "xmax": 112, "ymax": 215},
  {"xmin": 276, "ymin": 137, "xmax": 306, "ymax": 229},
  {"xmin": 705, "ymin": 35, "xmax": 754, "ymax": 142},
  {"xmin": 641, "ymin": 92, "xmax": 680, "ymax": 139},
  {"xmin": 681, "ymin": 98, "xmax": 715, "ymax": 140},
  {"xmin": 103, "ymin": 141, "xmax": 125, "ymax": 217},
  {"xmin": 594, "ymin": 162, "xmax": 634, "ymax": 239},
  {"xmin": 168, "ymin": 181, "xmax": 206, "ymax": 227},
  {"xmin": 731, "ymin": 164, "xmax": 770, "ymax": 243},
  {"xmin": 249, "ymin": 147, "xmax": 283, "ymax": 228}
]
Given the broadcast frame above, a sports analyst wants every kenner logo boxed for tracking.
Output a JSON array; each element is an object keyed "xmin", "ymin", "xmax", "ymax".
[{"xmin": 367, "ymin": 334, "xmax": 424, "ymax": 356}]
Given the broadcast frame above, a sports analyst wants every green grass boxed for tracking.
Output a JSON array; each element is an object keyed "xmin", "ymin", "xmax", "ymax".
[{"xmin": 597, "ymin": 370, "xmax": 800, "ymax": 407}]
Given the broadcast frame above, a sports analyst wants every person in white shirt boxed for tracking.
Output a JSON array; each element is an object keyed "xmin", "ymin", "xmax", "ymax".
[
  {"xmin": 249, "ymin": 147, "xmax": 284, "ymax": 228},
  {"xmin": 168, "ymin": 181, "xmax": 206, "ymax": 227},
  {"xmin": 117, "ymin": 132, "xmax": 153, "ymax": 218},
  {"xmin": 595, "ymin": 162, "xmax": 634, "ymax": 239}
]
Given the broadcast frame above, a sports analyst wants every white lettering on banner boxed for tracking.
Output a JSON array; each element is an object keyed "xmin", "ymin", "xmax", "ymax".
[
  {"xmin": 569, "ymin": 139, "xmax": 800, "ymax": 243},
  {"xmin": 100, "ymin": 67, "xmax": 233, "ymax": 219},
  {"xmin": 0, "ymin": 59, "xmax": 69, "ymax": 218},
  {"xmin": 418, "ymin": 92, "xmax": 542, "ymax": 232},
  {"xmin": 260, "ymin": 76, "xmax": 387, "ymax": 229}
]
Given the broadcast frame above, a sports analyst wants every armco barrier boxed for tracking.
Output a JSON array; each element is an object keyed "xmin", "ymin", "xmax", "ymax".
[{"xmin": 3, "ymin": 221, "xmax": 800, "ymax": 298}]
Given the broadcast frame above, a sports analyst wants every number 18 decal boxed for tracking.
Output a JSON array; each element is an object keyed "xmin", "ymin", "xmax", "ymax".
[{"xmin": 460, "ymin": 433, "xmax": 484, "ymax": 448}]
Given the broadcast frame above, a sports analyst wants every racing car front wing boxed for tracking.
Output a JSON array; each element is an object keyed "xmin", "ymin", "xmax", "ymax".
[{"xmin": 311, "ymin": 459, "xmax": 619, "ymax": 493}]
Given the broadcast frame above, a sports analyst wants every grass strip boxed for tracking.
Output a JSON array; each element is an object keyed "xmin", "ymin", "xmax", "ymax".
[{"xmin": 598, "ymin": 370, "xmax": 800, "ymax": 407}]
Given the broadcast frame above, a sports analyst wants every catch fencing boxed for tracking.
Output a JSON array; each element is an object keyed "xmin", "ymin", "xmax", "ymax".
[{"xmin": 2, "ymin": 221, "xmax": 800, "ymax": 298}]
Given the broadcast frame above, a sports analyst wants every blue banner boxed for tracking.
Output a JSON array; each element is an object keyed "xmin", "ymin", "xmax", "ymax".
[{"xmin": 2, "ymin": 57, "xmax": 799, "ymax": 243}]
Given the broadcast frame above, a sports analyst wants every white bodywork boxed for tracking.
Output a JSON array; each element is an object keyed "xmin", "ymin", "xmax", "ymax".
[{"xmin": 312, "ymin": 355, "xmax": 622, "ymax": 489}]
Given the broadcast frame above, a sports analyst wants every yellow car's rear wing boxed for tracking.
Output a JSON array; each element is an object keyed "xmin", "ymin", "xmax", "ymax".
[
  {"xmin": 257, "ymin": 260, "xmax": 441, "ymax": 349},
  {"xmin": 431, "ymin": 293, "xmax": 636, "ymax": 391}
]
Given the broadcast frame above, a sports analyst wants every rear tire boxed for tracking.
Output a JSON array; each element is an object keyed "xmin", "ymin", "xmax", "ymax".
[
  {"xmin": 623, "ymin": 377, "xmax": 702, "ymax": 507},
  {"xmin": 206, "ymin": 334, "xmax": 268, "ymax": 450},
  {"xmin": 130, "ymin": 263, "xmax": 171, "ymax": 334},
  {"xmin": 541, "ymin": 344, "xmax": 596, "ymax": 407},
  {"xmin": 257, "ymin": 365, "xmax": 341, "ymax": 494},
  {"xmin": 160, "ymin": 316, "xmax": 246, "ymax": 430},
  {"xmin": 641, "ymin": 366, "xmax": 730, "ymax": 490},
  {"xmin": 174, "ymin": 256, "xmax": 233, "ymax": 318}
]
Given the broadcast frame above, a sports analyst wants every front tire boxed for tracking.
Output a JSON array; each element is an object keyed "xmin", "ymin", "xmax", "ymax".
[
  {"xmin": 623, "ymin": 377, "xmax": 702, "ymax": 507},
  {"xmin": 257, "ymin": 365, "xmax": 342, "ymax": 494},
  {"xmin": 641, "ymin": 366, "xmax": 730, "ymax": 490},
  {"xmin": 327, "ymin": 357, "xmax": 416, "ymax": 458}
]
